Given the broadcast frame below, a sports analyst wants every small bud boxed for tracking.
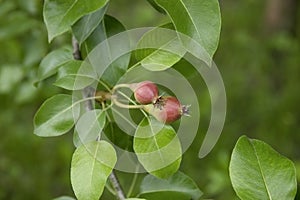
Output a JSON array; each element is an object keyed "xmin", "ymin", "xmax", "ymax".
[
  {"xmin": 130, "ymin": 81, "xmax": 158, "ymax": 104},
  {"xmin": 144, "ymin": 96, "xmax": 189, "ymax": 123},
  {"xmin": 95, "ymin": 91, "xmax": 111, "ymax": 103}
]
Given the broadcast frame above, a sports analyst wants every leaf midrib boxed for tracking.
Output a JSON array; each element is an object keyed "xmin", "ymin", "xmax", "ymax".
[
  {"xmin": 89, "ymin": 142, "xmax": 100, "ymax": 191},
  {"xmin": 57, "ymin": 0, "xmax": 80, "ymax": 29},
  {"xmin": 178, "ymin": 0, "xmax": 202, "ymax": 43},
  {"xmin": 35, "ymin": 96, "xmax": 78, "ymax": 131},
  {"xmin": 77, "ymin": 111, "xmax": 105, "ymax": 141},
  {"xmin": 140, "ymin": 35, "xmax": 178, "ymax": 61},
  {"xmin": 57, "ymin": 73, "xmax": 97, "ymax": 81},
  {"xmin": 157, "ymin": 0, "xmax": 203, "ymax": 47},
  {"xmin": 251, "ymin": 142, "xmax": 272, "ymax": 200},
  {"xmin": 148, "ymin": 119, "xmax": 165, "ymax": 164}
]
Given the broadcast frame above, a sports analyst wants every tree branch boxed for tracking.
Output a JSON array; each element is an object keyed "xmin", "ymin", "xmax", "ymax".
[
  {"xmin": 109, "ymin": 171, "xmax": 126, "ymax": 200},
  {"xmin": 72, "ymin": 36, "xmax": 126, "ymax": 200},
  {"xmin": 72, "ymin": 36, "xmax": 82, "ymax": 60}
]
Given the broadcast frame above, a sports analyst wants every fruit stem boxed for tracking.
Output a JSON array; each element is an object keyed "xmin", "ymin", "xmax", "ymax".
[
  {"xmin": 117, "ymin": 91, "xmax": 149, "ymax": 117},
  {"xmin": 111, "ymin": 95, "xmax": 144, "ymax": 109},
  {"xmin": 111, "ymin": 83, "xmax": 131, "ymax": 94}
]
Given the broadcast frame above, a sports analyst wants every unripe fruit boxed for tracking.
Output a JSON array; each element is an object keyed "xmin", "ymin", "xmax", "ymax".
[
  {"xmin": 144, "ymin": 96, "xmax": 189, "ymax": 123},
  {"xmin": 130, "ymin": 81, "xmax": 158, "ymax": 104}
]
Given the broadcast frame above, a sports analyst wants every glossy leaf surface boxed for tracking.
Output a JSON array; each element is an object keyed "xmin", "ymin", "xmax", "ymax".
[{"xmin": 229, "ymin": 136, "xmax": 297, "ymax": 200}]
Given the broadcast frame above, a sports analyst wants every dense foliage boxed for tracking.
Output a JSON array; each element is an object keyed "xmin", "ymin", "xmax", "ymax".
[{"xmin": 0, "ymin": 0, "xmax": 299, "ymax": 199}]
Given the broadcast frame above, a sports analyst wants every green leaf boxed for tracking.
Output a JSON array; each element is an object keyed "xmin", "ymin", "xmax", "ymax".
[
  {"xmin": 74, "ymin": 110, "xmax": 106, "ymax": 147},
  {"xmin": 54, "ymin": 60, "xmax": 96, "ymax": 90},
  {"xmin": 53, "ymin": 196, "xmax": 76, "ymax": 200},
  {"xmin": 71, "ymin": 141, "xmax": 117, "ymax": 200},
  {"xmin": 38, "ymin": 47, "xmax": 73, "ymax": 81},
  {"xmin": 83, "ymin": 15, "xmax": 130, "ymax": 87},
  {"xmin": 43, "ymin": 0, "xmax": 108, "ymax": 42},
  {"xmin": 84, "ymin": 15, "xmax": 127, "ymax": 52},
  {"xmin": 136, "ymin": 24, "xmax": 186, "ymax": 71},
  {"xmin": 72, "ymin": 5, "xmax": 108, "ymax": 45},
  {"xmin": 146, "ymin": 0, "xmax": 166, "ymax": 14},
  {"xmin": 139, "ymin": 171, "xmax": 202, "ymax": 200},
  {"xmin": 134, "ymin": 117, "xmax": 181, "ymax": 178},
  {"xmin": 104, "ymin": 121, "xmax": 134, "ymax": 152},
  {"xmin": 155, "ymin": 0, "xmax": 221, "ymax": 58},
  {"xmin": 34, "ymin": 94, "xmax": 80, "ymax": 137},
  {"xmin": 229, "ymin": 136, "xmax": 297, "ymax": 200}
]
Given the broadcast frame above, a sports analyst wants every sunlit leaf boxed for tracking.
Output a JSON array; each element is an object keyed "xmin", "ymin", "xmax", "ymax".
[
  {"xmin": 83, "ymin": 15, "xmax": 130, "ymax": 87},
  {"xmin": 139, "ymin": 171, "xmax": 203, "ymax": 200},
  {"xmin": 136, "ymin": 24, "xmax": 186, "ymax": 71},
  {"xmin": 38, "ymin": 47, "xmax": 73, "ymax": 81},
  {"xmin": 155, "ymin": 0, "xmax": 221, "ymax": 59},
  {"xmin": 134, "ymin": 117, "xmax": 181, "ymax": 178},
  {"xmin": 34, "ymin": 94, "xmax": 80, "ymax": 137},
  {"xmin": 229, "ymin": 136, "xmax": 297, "ymax": 200},
  {"xmin": 74, "ymin": 110, "xmax": 106, "ymax": 146},
  {"xmin": 43, "ymin": 0, "xmax": 108, "ymax": 41},
  {"xmin": 71, "ymin": 141, "xmax": 117, "ymax": 200},
  {"xmin": 72, "ymin": 5, "xmax": 108, "ymax": 45},
  {"xmin": 54, "ymin": 60, "xmax": 96, "ymax": 90}
]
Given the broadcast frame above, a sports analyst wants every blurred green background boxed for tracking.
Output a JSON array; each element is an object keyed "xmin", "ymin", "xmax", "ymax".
[{"xmin": 0, "ymin": 0, "xmax": 299, "ymax": 199}]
